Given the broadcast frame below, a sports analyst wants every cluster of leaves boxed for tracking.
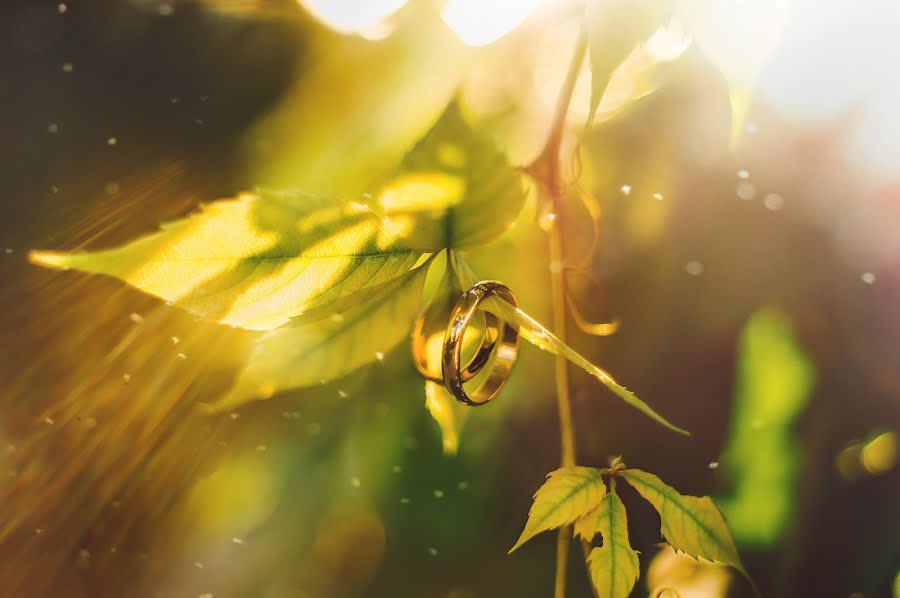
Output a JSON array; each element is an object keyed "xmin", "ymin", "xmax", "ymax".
[
  {"xmin": 29, "ymin": 100, "xmax": 684, "ymax": 443},
  {"xmin": 511, "ymin": 461, "xmax": 746, "ymax": 598},
  {"xmin": 582, "ymin": 0, "xmax": 787, "ymax": 142},
  {"xmin": 30, "ymin": 104, "xmax": 516, "ymax": 411},
  {"xmin": 26, "ymin": 0, "xmax": 783, "ymax": 433}
]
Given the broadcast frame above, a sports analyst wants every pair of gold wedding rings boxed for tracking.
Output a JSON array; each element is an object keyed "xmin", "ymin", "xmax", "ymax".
[{"xmin": 411, "ymin": 281, "xmax": 520, "ymax": 406}]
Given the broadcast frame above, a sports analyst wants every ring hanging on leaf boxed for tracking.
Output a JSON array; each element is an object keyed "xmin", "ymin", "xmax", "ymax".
[
  {"xmin": 411, "ymin": 293, "xmax": 501, "ymax": 384},
  {"xmin": 441, "ymin": 281, "xmax": 520, "ymax": 406}
]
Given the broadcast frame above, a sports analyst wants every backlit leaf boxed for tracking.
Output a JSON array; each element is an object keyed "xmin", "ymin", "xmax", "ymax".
[
  {"xmin": 375, "ymin": 102, "xmax": 527, "ymax": 251},
  {"xmin": 210, "ymin": 262, "xmax": 430, "ymax": 411},
  {"xmin": 579, "ymin": 492, "xmax": 640, "ymax": 598},
  {"xmin": 509, "ymin": 466, "xmax": 606, "ymax": 553},
  {"xmin": 672, "ymin": 0, "xmax": 788, "ymax": 145},
  {"xmin": 252, "ymin": 5, "xmax": 470, "ymax": 195},
  {"xmin": 585, "ymin": 0, "xmax": 668, "ymax": 125},
  {"xmin": 587, "ymin": 24, "xmax": 689, "ymax": 125},
  {"xmin": 30, "ymin": 191, "xmax": 423, "ymax": 331},
  {"xmin": 621, "ymin": 469, "xmax": 744, "ymax": 572}
]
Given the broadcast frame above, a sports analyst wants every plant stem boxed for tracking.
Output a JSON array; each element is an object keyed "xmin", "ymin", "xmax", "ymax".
[
  {"xmin": 528, "ymin": 28, "xmax": 588, "ymax": 598},
  {"xmin": 546, "ymin": 22, "xmax": 587, "ymax": 471}
]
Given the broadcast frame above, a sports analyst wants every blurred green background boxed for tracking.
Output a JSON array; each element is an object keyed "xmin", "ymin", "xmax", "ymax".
[{"xmin": 1, "ymin": 1, "xmax": 898, "ymax": 597}]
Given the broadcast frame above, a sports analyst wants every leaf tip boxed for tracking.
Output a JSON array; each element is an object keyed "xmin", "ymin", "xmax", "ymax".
[
  {"xmin": 508, "ymin": 530, "xmax": 532, "ymax": 554},
  {"xmin": 29, "ymin": 250, "xmax": 69, "ymax": 270},
  {"xmin": 658, "ymin": 417, "xmax": 691, "ymax": 437}
]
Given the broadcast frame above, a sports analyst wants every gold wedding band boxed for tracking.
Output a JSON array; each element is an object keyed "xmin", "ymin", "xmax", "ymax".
[
  {"xmin": 411, "ymin": 293, "xmax": 501, "ymax": 384},
  {"xmin": 442, "ymin": 281, "xmax": 520, "ymax": 406}
]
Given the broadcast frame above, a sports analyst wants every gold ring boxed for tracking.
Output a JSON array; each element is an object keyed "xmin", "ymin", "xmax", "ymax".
[
  {"xmin": 411, "ymin": 297, "xmax": 501, "ymax": 383},
  {"xmin": 442, "ymin": 281, "xmax": 520, "ymax": 406}
]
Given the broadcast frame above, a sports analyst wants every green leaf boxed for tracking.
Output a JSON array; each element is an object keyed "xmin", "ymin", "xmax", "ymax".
[
  {"xmin": 585, "ymin": 0, "xmax": 669, "ymax": 125},
  {"xmin": 30, "ymin": 190, "xmax": 423, "ymax": 331},
  {"xmin": 210, "ymin": 262, "xmax": 430, "ymax": 411},
  {"xmin": 510, "ymin": 466, "xmax": 606, "ymax": 553},
  {"xmin": 579, "ymin": 492, "xmax": 640, "ymax": 598},
  {"xmin": 621, "ymin": 469, "xmax": 744, "ymax": 572},
  {"xmin": 482, "ymin": 294, "xmax": 689, "ymax": 436},
  {"xmin": 373, "ymin": 102, "xmax": 526, "ymax": 251}
]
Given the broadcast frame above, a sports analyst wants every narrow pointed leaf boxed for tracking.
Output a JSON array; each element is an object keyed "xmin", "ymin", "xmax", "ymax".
[
  {"xmin": 510, "ymin": 466, "xmax": 606, "ymax": 553},
  {"xmin": 580, "ymin": 492, "xmax": 640, "ymax": 598},
  {"xmin": 484, "ymin": 296, "xmax": 689, "ymax": 435},
  {"xmin": 30, "ymin": 191, "xmax": 422, "ymax": 331},
  {"xmin": 211, "ymin": 263, "xmax": 430, "ymax": 411},
  {"xmin": 621, "ymin": 469, "xmax": 744, "ymax": 572}
]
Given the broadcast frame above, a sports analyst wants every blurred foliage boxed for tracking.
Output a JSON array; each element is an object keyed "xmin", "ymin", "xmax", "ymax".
[
  {"xmin": 717, "ymin": 306, "xmax": 815, "ymax": 547},
  {"xmin": 645, "ymin": 545, "xmax": 732, "ymax": 598}
]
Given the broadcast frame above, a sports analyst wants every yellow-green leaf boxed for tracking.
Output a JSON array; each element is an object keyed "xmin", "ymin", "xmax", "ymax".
[
  {"xmin": 210, "ymin": 262, "xmax": 430, "ymax": 411},
  {"xmin": 30, "ymin": 191, "xmax": 423, "ymax": 331},
  {"xmin": 581, "ymin": 493, "xmax": 640, "ymax": 598},
  {"xmin": 374, "ymin": 102, "xmax": 526, "ymax": 251},
  {"xmin": 574, "ymin": 490, "xmax": 609, "ymax": 543},
  {"xmin": 509, "ymin": 466, "xmax": 606, "ymax": 553},
  {"xmin": 621, "ymin": 469, "xmax": 744, "ymax": 572}
]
